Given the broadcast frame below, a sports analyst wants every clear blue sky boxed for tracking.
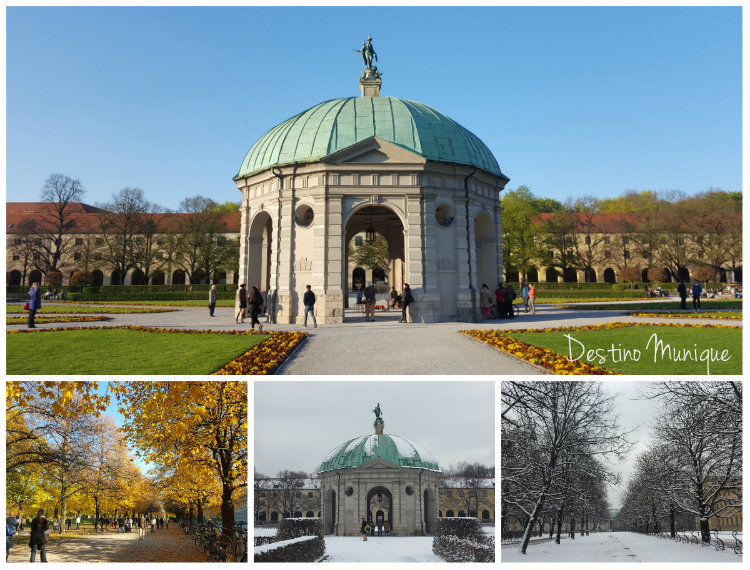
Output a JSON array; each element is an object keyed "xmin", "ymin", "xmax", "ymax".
[
  {"xmin": 6, "ymin": 6, "xmax": 742, "ymax": 210},
  {"xmin": 95, "ymin": 381, "xmax": 151, "ymax": 473}
]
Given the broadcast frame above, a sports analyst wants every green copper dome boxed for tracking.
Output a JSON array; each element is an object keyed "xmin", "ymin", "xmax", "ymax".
[
  {"xmin": 235, "ymin": 97, "xmax": 504, "ymax": 179},
  {"xmin": 318, "ymin": 433, "xmax": 440, "ymax": 473}
]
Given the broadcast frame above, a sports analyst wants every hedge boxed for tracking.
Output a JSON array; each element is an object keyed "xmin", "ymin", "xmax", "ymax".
[
  {"xmin": 432, "ymin": 518, "xmax": 494, "ymax": 562},
  {"xmin": 253, "ymin": 535, "xmax": 325, "ymax": 562},
  {"xmin": 276, "ymin": 518, "xmax": 323, "ymax": 540}
]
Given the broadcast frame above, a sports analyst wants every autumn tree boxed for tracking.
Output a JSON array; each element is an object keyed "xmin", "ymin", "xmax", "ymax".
[
  {"xmin": 112, "ymin": 381, "xmax": 247, "ymax": 536},
  {"xmin": 349, "ymin": 236, "xmax": 390, "ymax": 280}
]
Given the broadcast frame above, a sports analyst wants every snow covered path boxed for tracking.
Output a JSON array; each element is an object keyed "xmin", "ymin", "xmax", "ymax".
[
  {"xmin": 321, "ymin": 536, "xmax": 445, "ymax": 562},
  {"xmin": 502, "ymin": 532, "xmax": 742, "ymax": 563}
]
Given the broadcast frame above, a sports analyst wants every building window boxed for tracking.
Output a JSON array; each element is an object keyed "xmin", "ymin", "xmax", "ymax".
[
  {"xmin": 623, "ymin": 237, "xmax": 630, "ymax": 245},
  {"xmin": 75, "ymin": 237, "xmax": 84, "ymax": 246},
  {"xmin": 308, "ymin": 492, "xmax": 313, "ymax": 498},
  {"xmin": 604, "ymin": 250, "xmax": 611, "ymax": 259},
  {"xmin": 678, "ymin": 237, "xmax": 686, "ymax": 246},
  {"xmin": 624, "ymin": 251, "xmax": 631, "ymax": 259},
  {"xmin": 482, "ymin": 491, "xmax": 488, "ymax": 497},
  {"xmin": 295, "ymin": 492, "xmax": 302, "ymax": 498},
  {"xmin": 12, "ymin": 253, "xmax": 20, "ymax": 261},
  {"xmin": 604, "ymin": 237, "xmax": 611, "ymax": 245},
  {"xmin": 96, "ymin": 238, "xmax": 104, "ymax": 246},
  {"xmin": 354, "ymin": 236, "xmax": 363, "ymax": 246},
  {"xmin": 13, "ymin": 238, "xmax": 22, "ymax": 246},
  {"xmin": 585, "ymin": 236, "xmax": 591, "ymax": 245},
  {"xmin": 74, "ymin": 252, "xmax": 82, "ymax": 261},
  {"xmin": 33, "ymin": 253, "xmax": 41, "ymax": 261},
  {"xmin": 446, "ymin": 491, "xmax": 452, "ymax": 498}
]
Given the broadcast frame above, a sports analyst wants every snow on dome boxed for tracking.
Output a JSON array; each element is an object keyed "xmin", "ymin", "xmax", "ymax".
[{"xmin": 317, "ymin": 432, "xmax": 440, "ymax": 473}]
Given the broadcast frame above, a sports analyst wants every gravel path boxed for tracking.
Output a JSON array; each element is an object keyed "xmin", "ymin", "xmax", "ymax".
[{"xmin": 6, "ymin": 526, "xmax": 205, "ymax": 563}]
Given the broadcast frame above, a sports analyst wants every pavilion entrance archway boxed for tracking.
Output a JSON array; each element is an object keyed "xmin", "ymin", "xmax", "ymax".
[
  {"xmin": 343, "ymin": 205, "xmax": 404, "ymax": 322},
  {"xmin": 366, "ymin": 486, "xmax": 393, "ymax": 532}
]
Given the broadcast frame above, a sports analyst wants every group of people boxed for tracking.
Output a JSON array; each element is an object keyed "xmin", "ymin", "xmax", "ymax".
[
  {"xmin": 359, "ymin": 517, "xmax": 391, "ymax": 540},
  {"xmin": 479, "ymin": 281, "xmax": 536, "ymax": 319},
  {"xmin": 232, "ymin": 283, "xmax": 265, "ymax": 330},
  {"xmin": 676, "ymin": 280, "xmax": 707, "ymax": 309},
  {"xmin": 42, "ymin": 288, "xmax": 67, "ymax": 301},
  {"xmin": 356, "ymin": 282, "xmax": 413, "ymax": 323}
]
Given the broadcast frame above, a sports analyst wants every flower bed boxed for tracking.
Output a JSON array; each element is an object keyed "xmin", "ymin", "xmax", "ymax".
[
  {"xmin": 461, "ymin": 322, "xmax": 741, "ymax": 375},
  {"xmin": 212, "ymin": 331, "xmax": 307, "ymax": 375},
  {"xmin": 7, "ymin": 315, "xmax": 109, "ymax": 325}
]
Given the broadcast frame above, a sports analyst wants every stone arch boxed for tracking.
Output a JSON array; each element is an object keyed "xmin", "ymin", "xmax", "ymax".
[
  {"xmin": 91, "ymin": 270, "xmax": 104, "ymax": 287},
  {"xmin": 29, "ymin": 269, "xmax": 42, "ymax": 285},
  {"xmin": 172, "ymin": 270, "xmax": 186, "ymax": 285},
  {"xmin": 481, "ymin": 509, "xmax": 491, "ymax": 521},
  {"xmin": 293, "ymin": 511, "xmax": 302, "ymax": 518},
  {"xmin": 323, "ymin": 489, "xmax": 336, "ymax": 534},
  {"xmin": 677, "ymin": 266, "xmax": 690, "ymax": 282},
  {"xmin": 563, "ymin": 267, "xmax": 578, "ymax": 283},
  {"xmin": 131, "ymin": 269, "xmax": 146, "ymax": 285},
  {"xmin": 344, "ymin": 205, "xmax": 404, "ymax": 320},
  {"xmin": 270, "ymin": 511, "xmax": 279, "ymax": 522},
  {"xmin": 526, "ymin": 268, "xmax": 539, "ymax": 283},
  {"xmin": 641, "ymin": 268, "xmax": 650, "ymax": 282},
  {"xmin": 423, "ymin": 488, "xmax": 437, "ymax": 534},
  {"xmin": 474, "ymin": 210, "xmax": 496, "ymax": 293},
  {"xmin": 8, "ymin": 270, "xmax": 22, "ymax": 286},
  {"xmin": 446, "ymin": 510, "xmax": 455, "ymax": 517},
  {"xmin": 604, "ymin": 268, "xmax": 616, "ymax": 284},
  {"xmin": 584, "ymin": 267, "xmax": 597, "ymax": 283},
  {"xmin": 545, "ymin": 268, "xmax": 559, "ymax": 283},
  {"xmin": 352, "ymin": 267, "xmax": 365, "ymax": 289},
  {"xmin": 248, "ymin": 210, "xmax": 273, "ymax": 294},
  {"xmin": 151, "ymin": 271, "xmax": 165, "ymax": 285},
  {"xmin": 110, "ymin": 270, "xmax": 123, "ymax": 285},
  {"xmin": 366, "ymin": 485, "xmax": 393, "ymax": 530},
  {"xmin": 257, "ymin": 511, "xmax": 266, "ymax": 523},
  {"xmin": 305, "ymin": 511, "xmax": 314, "ymax": 518}
]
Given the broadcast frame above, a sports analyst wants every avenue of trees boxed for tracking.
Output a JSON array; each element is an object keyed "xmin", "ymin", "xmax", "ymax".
[
  {"xmin": 501, "ymin": 381, "xmax": 631, "ymax": 554},
  {"xmin": 617, "ymin": 382, "xmax": 742, "ymax": 543},
  {"xmin": 9, "ymin": 173, "xmax": 240, "ymax": 286},
  {"xmin": 501, "ymin": 186, "xmax": 742, "ymax": 283},
  {"xmin": 6, "ymin": 381, "xmax": 248, "ymax": 537}
]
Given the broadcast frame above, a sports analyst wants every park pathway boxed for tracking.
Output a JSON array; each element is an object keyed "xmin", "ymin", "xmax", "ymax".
[{"xmin": 7, "ymin": 526, "xmax": 205, "ymax": 563}]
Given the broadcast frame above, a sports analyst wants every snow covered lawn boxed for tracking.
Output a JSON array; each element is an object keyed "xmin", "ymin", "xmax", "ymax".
[
  {"xmin": 320, "ymin": 536, "xmax": 445, "ymax": 562},
  {"xmin": 502, "ymin": 532, "xmax": 742, "ymax": 563}
]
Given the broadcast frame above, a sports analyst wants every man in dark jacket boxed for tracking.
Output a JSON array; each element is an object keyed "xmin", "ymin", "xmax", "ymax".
[
  {"xmin": 364, "ymin": 282, "xmax": 377, "ymax": 322},
  {"xmin": 504, "ymin": 283, "xmax": 516, "ymax": 319},
  {"xmin": 29, "ymin": 509, "xmax": 48, "ymax": 562},
  {"xmin": 399, "ymin": 284, "xmax": 413, "ymax": 323},
  {"xmin": 303, "ymin": 285, "xmax": 317, "ymax": 328},
  {"xmin": 677, "ymin": 281, "xmax": 687, "ymax": 310},
  {"xmin": 208, "ymin": 285, "xmax": 217, "ymax": 317}
]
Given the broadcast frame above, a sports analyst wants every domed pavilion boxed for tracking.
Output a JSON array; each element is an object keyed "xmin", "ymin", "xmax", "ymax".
[
  {"xmin": 316, "ymin": 403, "xmax": 442, "ymax": 536},
  {"xmin": 234, "ymin": 38, "xmax": 509, "ymax": 323}
]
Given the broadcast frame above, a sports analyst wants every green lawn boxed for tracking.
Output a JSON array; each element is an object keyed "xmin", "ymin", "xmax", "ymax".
[
  {"xmin": 508, "ymin": 325, "xmax": 741, "ymax": 375},
  {"xmin": 6, "ymin": 304, "xmax": 173, "ymax": 314},
  {"xmin": 6, "ymin": 328, "xmax": 266, "ymax": 374},
  {"xmin": 557, "ymin": 300, "xmax": 742, "ymax": 311},
  {"xmin": 74, "ymin": 299, "xmax": 236, "ymax": 307}
]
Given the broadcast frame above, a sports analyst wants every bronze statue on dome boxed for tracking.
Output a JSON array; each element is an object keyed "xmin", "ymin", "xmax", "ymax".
[
  {"xmin": 372, "ymin": 402, "xmax": 382, "ymax": 420},
  {"xmin": 354, "ymin": 35, "xmax": 378, "ymax": 70}
]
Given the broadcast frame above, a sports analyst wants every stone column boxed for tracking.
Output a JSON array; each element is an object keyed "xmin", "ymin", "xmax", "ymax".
[{"xmin": 319, "ymin": 194, "xmax": 344, "ymax": 323}]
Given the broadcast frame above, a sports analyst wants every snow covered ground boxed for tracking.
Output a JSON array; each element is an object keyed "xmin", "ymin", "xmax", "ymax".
[
  {"xmin": 502, "ymin": 532, "xmax": 742, "ymax": 563},
  {"xmin": 320, "ymin": 536, "xmax": 445, "ymax": 562},
  {"xmin": 254, "ymin": 527, "xmax": 277, "ymax": 537}
]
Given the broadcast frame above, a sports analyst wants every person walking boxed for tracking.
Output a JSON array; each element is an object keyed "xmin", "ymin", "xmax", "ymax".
[
  {"xmin": 208, "ymin": 285, "xmax": 217, "ymax": 317},
  {"xmin": 248, "ymin": 285, "xmax": 264, "ymax": 331},
  {"xmin": 75, "ymin": 515, "xmax": 80, "ymax": 530},
  {"xmin": 7, "ymin": 510, "xmax": 18, "ymax": 561},
  {"xmin": 389, "ymin": 286, "xmax": 399, "ymax": 310},
  {"xmin": 677, "ymin": 281, "xmax": 688, "ymax": 310},
  {"xmin": 150, "ymin": 516, "xmax": 156, "ymax": 533},
  {"xmin": 303, "ymin": 285, "xmax": 317, "ymax": 328},
  {"xmin": 139, "ymin": 515, "xmax": 146, "ymax": 540},
  {"xmin": 692, "ymin": 280, "xmax": 702, "ymax": 309},
  {"xmin": 521, "ymin": 282, "xmax": 530, "ymax": 312},
  {"xmin": 360, "ymin": 517, "xmax": 368, "ymax": 541},
  {"xmin": 528, "ymin": 283, "xmax": 537, "ymax": 315},
  {"xmin": 235, "ymin": 284, "xmax": 248, "ymax": 324},
  {"xmin": 29, "ymin": 509, "xmax": 49, "ymax": 563},
  {"xmin": 364, "ymin": 281, "xmax": 377, "ymax": 322},
  {"xmin": 28, "ymin": 282, "xmax": 41, "ymax": 329},
  {"xmin": 399, "ymin": 283, "xmax": 413, "ymax": 323}
]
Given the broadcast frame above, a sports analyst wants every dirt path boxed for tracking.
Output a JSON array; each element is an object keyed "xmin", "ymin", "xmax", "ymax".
[{"xmin": 7, "ymin": 526, "xmax": 206, "ymax": 563}]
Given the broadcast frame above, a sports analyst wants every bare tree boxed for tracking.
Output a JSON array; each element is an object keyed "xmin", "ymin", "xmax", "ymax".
[{"xmin": 501, "ymin": 381, "xmax": 631, "ymax": 554}]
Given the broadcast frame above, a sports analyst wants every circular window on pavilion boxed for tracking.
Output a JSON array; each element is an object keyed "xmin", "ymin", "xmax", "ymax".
[
  {"xmin": 295, "ymin": 204, "xmax": 314, "ymax": 228},
  {"xmin": 405, "ymin": 485, "xmax": 414, "ymax": 496},
  {"xmin": 345, "ymin": 486, "xmax": 354, "ymax": 496},
  {"xmin": 435, "ymin": 204, "xmax": 454, "ymax": 228}
]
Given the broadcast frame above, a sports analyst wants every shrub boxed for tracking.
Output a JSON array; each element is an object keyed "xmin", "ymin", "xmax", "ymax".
[
  {"xmin": 611, "ymin": 283, "xmax": 627, "ymax": 291},
  {"xmin": 693, "ymin": 266, "xmax": 717, "ymax": 283},
  {"xmin": 253, "ymin": 535, "xmax": 325, "ymax": 563},
  {"xmin": 83, "ymin": 287, "xmax": 100, "ymax": 295},
  {"xmin": 433, "ymin": 518, "xmax": 494, "ymax": 562},
  {"xmin": 67, "ymin": 293, "xmax": 82, "ymax": 301},
  {"xmin": 646, "ymin": 267, "xmax": 669, "ymax": 282},
  {"xmin": 277, "ymin": 517, "xmax": 323, "ymax": 540},
  {"xmin": 619, "ymin": 266, "xmax": 642, "ymax": 283},
  {"xmin": 44, "ymin": 270, "xmax": 63, "ymax": 286},
  {"xmin": 70, "ymin": 270, "xmax": 94, "ymax": 286}
]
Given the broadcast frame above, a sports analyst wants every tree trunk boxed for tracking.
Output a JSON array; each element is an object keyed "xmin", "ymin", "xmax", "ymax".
[
  {"xmin": 197, "ymin": 500, "xmax": 204, "ymax": 523},
  {"xmin": 570, "ymin": 515, "xmax": 575, "ymax": 539},
  {"xmin": 221, "ymin": 483, "xmax": 236, "ymax": 537},
  {"xmin": 669, "ymin": 505, "xmax": 676, "ymax": 539},
  {"xmin": 555, "ymin": 506, "xmax": 563, "ymax": 544},
  {"xmin": 700, "ymin": 517, "xmax": 710, "ymax": 543}
]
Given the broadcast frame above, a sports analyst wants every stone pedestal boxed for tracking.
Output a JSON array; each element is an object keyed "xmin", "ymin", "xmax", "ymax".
[{"xmin": 359, "ymin": 77, "xmax": 382, "ymax": 97}]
